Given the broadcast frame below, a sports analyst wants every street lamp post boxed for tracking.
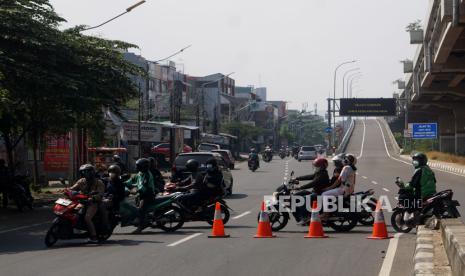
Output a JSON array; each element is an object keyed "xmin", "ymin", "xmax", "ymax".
[
  {"xmin": 345, "ymin": 72, "xmax": 362, "ymax": 98},
  {"xmin": 69, "ymin": 1, "xmax": 146, "ymax": 183},
  {"xmin": 342, "ymin": 68, "xmax": 360, "ymax": 99},
  {"xmin": 348, "ymin": 74, "xmax": 363, "ymax": 98},
  {"xmin": 81, "ymin": 1, "xmax": 146, "ymax": 31},
  {"xmin": 331, "ymin": 60, "xmax": 356, "ymax": 151}
]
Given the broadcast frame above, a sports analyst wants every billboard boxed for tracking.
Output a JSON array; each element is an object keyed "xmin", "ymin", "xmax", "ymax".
[
  {"xmin": 339, "ymin": 98, "xmax": 396, "ymax": 116},
  {"xmin": 44, "ymin": 135, "xmax": 69, "ymax": 172}
]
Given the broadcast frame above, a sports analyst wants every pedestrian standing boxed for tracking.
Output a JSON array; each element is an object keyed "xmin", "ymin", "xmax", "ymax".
[{"xmin": 0, "ymin": 159, "xmax": 10, "ymax": 208}]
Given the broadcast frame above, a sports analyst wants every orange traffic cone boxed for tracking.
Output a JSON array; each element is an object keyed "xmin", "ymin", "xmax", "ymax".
[
  {"xmin": 304, "ymin": 201, "xmax": 328, "ymax": 238},
  {"xmin": 367, "ymin": 200, "xmax": 392, "ymax": 239},
  {"xmin": 254, "ymin": 201, "xmax": 276, "ymax": 238},
  {"xmin": 208, "ymin": 202, "xmax": 230, "ymax": 238}
]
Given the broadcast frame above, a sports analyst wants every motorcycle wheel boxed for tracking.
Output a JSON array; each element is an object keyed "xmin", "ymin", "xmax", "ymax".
[
  {"xmin": 258, "ymin": 212, "xmax": 289, "ymax": 231},
  {"xmin": 97, "ymin": 226, "xmax": 115, "ymax": 242},
  {"xmin": 156, "ymin": 206, "xmax": 184, "ymax": 232},
  {"xmin": 45, "ymin": 223, "xmax": 60, "ymax": 247},
  {"xmin": 207, "ymin": 205, "xmax": 230, "ymax": 225},
  {"xmin": 391, "ymin": 209, "xmax": 413, "ymax": 233},
  {"xmin": 358, "ymin": 198, "xmax": 377, "ymax": 226},
  {"xmin": 328, "ymin": 214, "xmax": 358, "ymax": 232}
]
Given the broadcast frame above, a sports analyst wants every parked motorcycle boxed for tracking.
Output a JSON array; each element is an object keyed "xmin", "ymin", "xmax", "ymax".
[
  {"xmin": 391, "ymin": 178, "xmax": 460, "ymax": 233},
  {"xmin": 44, "ymin": 189, "xmax": 184, "ymax": 247},
  {"xmin": 8, "ymin": 175, "xmax": 33, "ymax": 211},
  {"xmin": 261, "ymin": 171, "xmax": 376, "ymax": 232}
]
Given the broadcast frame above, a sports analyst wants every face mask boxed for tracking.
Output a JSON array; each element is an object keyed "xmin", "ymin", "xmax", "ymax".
[
  {"xmin": 314, "ymin": 166, "xmax": 321, "ymax": 172},
  {"xmin": 412, "ymin": 160, "xmax": 420, "ymax": 168}
]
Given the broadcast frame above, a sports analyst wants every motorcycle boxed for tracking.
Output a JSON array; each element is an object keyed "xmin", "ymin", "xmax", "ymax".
[
  {"xmin": 8, "ymin": 175, "xmax": 33, "ymax": 211},
  {"xmin": 162, "ymin": 182, "xmax": 232, "ymax": 225},
  {"xmin": 279, "ymin": 150, "xmax": 286, "ymax": 159},
  {"xmin": 390, "ymin": 178, "xmax": 460, "ymax": 233},
  {"xmin": 44, "ymin": 189, "xmax": 184, "ymax": 247},
  {"xmin": 262, "ymin": 150, "xmax": 273, "ymax": 162},
  {"xmin": 248, "ymin": 159, "xmax": 259, "ymax": 172},
  {"xmin": 261, "ymin": 171, "xmax": 376, "ymax": 232}
]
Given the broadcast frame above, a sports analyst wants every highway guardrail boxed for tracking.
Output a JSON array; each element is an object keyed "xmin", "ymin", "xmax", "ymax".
[{"xmin": 336, "ymin": 119, "xmax": 354, "ymax": 155}]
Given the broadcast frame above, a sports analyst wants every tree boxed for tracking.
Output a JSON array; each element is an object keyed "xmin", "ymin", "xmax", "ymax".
[
  {"xmin": 221, "ymin": 121, "xmax": 266, "ymax": 153},
  {"xmin": 0, "ymin": 0, "xmax": 143, "ymax": 184}
]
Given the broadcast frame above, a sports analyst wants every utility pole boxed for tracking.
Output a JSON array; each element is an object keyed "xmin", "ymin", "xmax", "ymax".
[
  {"xmin": 327, "ymin": 98, "xmax": 332, "ymax": 151},
  {"xmin": 138, "ymin": 82, "xmax": 142, "ymax": 158}
]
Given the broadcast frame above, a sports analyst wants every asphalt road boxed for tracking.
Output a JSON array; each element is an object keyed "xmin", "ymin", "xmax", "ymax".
[{"xmin": 1, "ymin": 118, "xmax": 464, "ymax": 276}]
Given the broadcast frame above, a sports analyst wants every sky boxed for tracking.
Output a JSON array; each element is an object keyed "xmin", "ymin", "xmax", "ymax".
[{"xmin": 50, "ymin": 0, "xmax": 429, "ymax": 113}]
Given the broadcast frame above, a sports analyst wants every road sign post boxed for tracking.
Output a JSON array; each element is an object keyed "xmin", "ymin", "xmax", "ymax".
[{"xmin": 411, "ymin": 123, "xmax": 437, "ymax": 139}]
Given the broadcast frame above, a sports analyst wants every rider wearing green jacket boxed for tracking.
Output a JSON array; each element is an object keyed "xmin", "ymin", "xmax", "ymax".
[
  {"xmin": 125, "ymin": 158, "xmax": 157, "ymax": 233},
  {"xmin": 402, "ymin": 153, "xmax": 437, "ymax": 206}
]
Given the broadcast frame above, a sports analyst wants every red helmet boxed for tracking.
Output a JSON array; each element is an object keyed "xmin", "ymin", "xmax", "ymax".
[{"xmin": 312, "ymin": 158, "xmax": 328, "ymax": 169}]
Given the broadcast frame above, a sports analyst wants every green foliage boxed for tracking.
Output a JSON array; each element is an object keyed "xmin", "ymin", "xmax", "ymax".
[
  {"xmin": 285, "ymin": 112, "xmax": 326, "ymax": 146},
  {"xmin": 221, "ymin": 121, "xmax": 267, "ymax": 146},
  {"xmin": 0, "ymin": 0, "xmax": 142, "ymax": 180}
]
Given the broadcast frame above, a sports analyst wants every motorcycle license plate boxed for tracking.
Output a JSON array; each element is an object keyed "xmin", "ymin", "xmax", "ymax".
[{"xmin": 55, "ymin": 198, "xmax": 72, "ymax": 206}]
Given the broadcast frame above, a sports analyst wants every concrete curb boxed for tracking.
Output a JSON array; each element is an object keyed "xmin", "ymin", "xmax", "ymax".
[
  {"xmin": 441, "ymin": 219, "xmax": 465, "ymax": 276},
  {"xmin": 399, "ymin": 155, "xmax": 465, "ymax": 177},
  {"xmin": 415, "ymin": 226, "xmax": 435, "ymax": 275}
]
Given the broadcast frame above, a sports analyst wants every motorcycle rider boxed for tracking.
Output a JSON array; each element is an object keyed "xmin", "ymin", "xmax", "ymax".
[
  {"xmin": 125, "ymin": 158, "xmax": 156, "ymax": 234},
  {"xmin": 149, "ymin": 157, "xmax": 165, "ymax": 194},
  {"xmin": 248, "ymin": 148, "xmax": 260, "ymax": 168},
  {"xmin": 292, "ymin": 158, "xmax": 331, "ymax": 224},
  {"xmin": 330, "ymin": 153, "xmax": 346, "ymax": 185},
  {"xmin": 397, "ymin": 152, "xmax": 437, "ymax": 221},
  {"xmin": 112, "ymin": 155, "xmax": 128, "ymax": 174},
  {"xmin": 105, "ymin": 165, "xmax": 125, "ymax": 211},
  {"xmin": 179, "ymin": 158, "xmax": 224, "ymax": 212},
  {"xmin": 321, "ymin": 154, "xmax": 357, "ymax": 219},
  {"xmin": 70, "ymin": 164, "xmax": 107, "ymax": 243}
]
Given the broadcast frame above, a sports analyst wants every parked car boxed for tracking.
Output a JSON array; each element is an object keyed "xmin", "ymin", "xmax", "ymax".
[
  {"xmin": 172, "ymin": 152, "xmax": 234, "ymax": 195},
  {"xmin": 298, "ymin": 146, "xmax": 317, "ymax": 161},
  {"xmin": 151, "ymin": 143, "xmax": 192, "ymax": 159},
  {"xmin": 212, "ymin": 149, "xmax": 235, "ymax": 169},
  {"xmin": 197, "ymin": 143, "xmax": 221, "ymax": 152}
]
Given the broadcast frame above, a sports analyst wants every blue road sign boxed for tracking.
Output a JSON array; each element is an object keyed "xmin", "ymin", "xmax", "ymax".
[
  {"xmin": 412, "ymin": 123, "xmax": 437, "ymax": 139},
  {"xmin": 325, "ymin": 127, "xmax": 333, "ymax": 134}
]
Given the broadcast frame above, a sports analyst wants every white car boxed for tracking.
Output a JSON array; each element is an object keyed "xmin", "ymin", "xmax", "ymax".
[{"xmin": 298, "ymin": 146, "xmax": 317, "ymax": 161}]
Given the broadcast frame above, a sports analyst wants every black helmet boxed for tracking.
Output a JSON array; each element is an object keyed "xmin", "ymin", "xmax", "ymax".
[
  {"xmin": 206, "ymin": 158, "xmax": 218, "ymax": 172},
  {"xmin": 135, "ymin": 158, "xmax": 150, "ymax": 172},
  {"xmin": 108, "ymin": 164, "xmax": 121, "ymax": 175},
  {"xmin": 185, "ymin": 159, "xmax": 199, "ymax": 172},
  {"xmin": 412, "ymin": 152, "xmax": 428, "ymax": 166},
  {"xmin": 113, "ymin": 155, "xmax": 121, "ymax": 162},
  {"xmin": 79, "ymin": 164, "xmax": 95, "ymax": 179},
  {"xmin": 344, "ymin": 154, "xmax": 357, "ymax": 165}
]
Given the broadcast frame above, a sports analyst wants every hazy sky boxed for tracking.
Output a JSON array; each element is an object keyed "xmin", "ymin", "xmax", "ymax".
[{"xmin": 50, "ymin": 0, "xmax": 428, "ymax": 112}]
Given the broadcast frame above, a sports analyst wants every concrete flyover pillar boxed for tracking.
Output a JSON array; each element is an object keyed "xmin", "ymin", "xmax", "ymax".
[
  {"xmin": 438, "ymin": 110, "xmax": 455, "ymax": 153},
  {"xmin": 453, "ymin": 107, "xmax": 465, "ymax": 155}
]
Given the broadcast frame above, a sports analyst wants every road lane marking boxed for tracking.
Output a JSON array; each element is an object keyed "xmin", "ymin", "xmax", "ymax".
[
  {"xmin": 357, "ymin": 119, "xmax": 366, "ymax": 159},
  {"xmin": 362, "ymin": 176, "xmax": 367, "ymax": 179},
  {"xmin": 167, "ymin": 233, "xmax": 203, "ymax": 247},
  {"xmin": 371, "ymin": 181, "xmax": 378, "ymax": 185},
  {"xmin": 382, "ymin": 188, "xmax": 390, "ymax": 192},
  {"xmin": 375, "ymin": 119, "xmax": 465, "ymax": 178},
  {"xmin": 233, "ymin": 211, "xmax": 251, "ymax": 220},
  {"xmin": 378, "ymin": 233, "xmax": 403, "ymax": 276},
  {"xmin": 0, "ymin": 222, "xmax": 49, "ymax": 234}
]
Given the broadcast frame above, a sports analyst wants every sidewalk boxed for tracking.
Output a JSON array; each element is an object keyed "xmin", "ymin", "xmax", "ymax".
[{"xmin": 400, "ymin": 155, "xmax": 465, "ymax": 176}]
